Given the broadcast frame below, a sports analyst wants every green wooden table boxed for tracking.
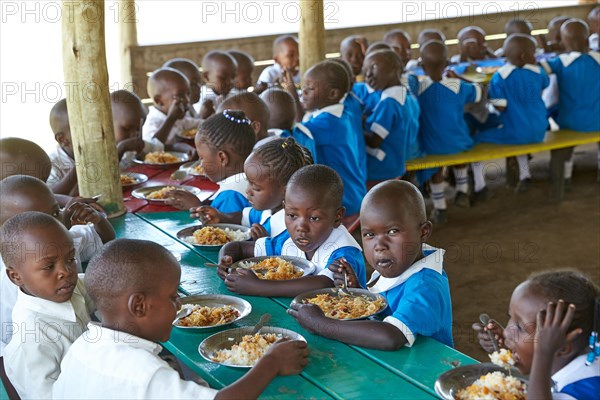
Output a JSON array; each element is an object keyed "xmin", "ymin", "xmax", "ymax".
[{"xmin": 112, "ymin": 212, "xmax": 478, "ymax": 399}]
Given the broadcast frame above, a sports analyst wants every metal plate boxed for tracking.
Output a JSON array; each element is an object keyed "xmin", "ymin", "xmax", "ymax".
[
  {"xmin": 230, "ymin": 256, "xmax": 316, "ymax": 279},
  {"xmin": 290, "ymin": 288, "xmax": 387, "ymax": 321},
  {"xmin": 176, "ymin": 128, "xmax": 198, "ymax": 140},
  {"xmin": 179, "ymin": 160, "xmax": 206, "ymax": 177},
  {"xmin": 119, "ymin": 172, "xmax": 148, "ymax": 188},
  {"xmin": 198, "ymin": 326, "xmax": 306, "ymax": 368},
  {"xmin": 176, "ymin": 224, "xmax": 251, "ymax": 248},
  {"xmin": 133, "ymin": 151, "xmax": 190, "ymax": 168},
  {"xmin": 434, "ymin": 363, "xmax": 527, "ymax": 400},
  {"xmin": 173, "ymin": 294, "xmax": 252, "ymax": 331},
  {"xmin": 131, "ymin": 185, "xmax": 202, "ymax": 203}
]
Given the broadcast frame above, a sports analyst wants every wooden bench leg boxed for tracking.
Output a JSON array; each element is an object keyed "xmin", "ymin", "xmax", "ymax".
[{"xmin": 549, "ymin": 146, "xmax": 574, "ymax": 201}]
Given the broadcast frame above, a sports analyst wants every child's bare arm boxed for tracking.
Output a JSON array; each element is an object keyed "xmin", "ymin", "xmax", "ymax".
[
  {"xmin": 223, "ymin": 270, "xmax": 334, "ymax": 297},
  {"xmin": 282, "ymin": 70, "xmax": 304, "ymax": 122},
  {"xmin": 189, "ymin": 206, "xmax": 242, "ymax": 224},
  {"xmin": 152, "ymin": 98, "xmax": 186, "ymax": 144},
  {"xmin": 364, "ymin": 131, "xmax": 384, "ymax": 148},
  {"xmin": 288, "ymin": 303, "xmax": 408, "ymax": 350},
  {"xmin": 50, "ymin": 167, "xmax": 78, "ymax": 195},
  {"xmin": 64, "ymin": 202, "xmax": 115, "ymax": 243},
  {"xmin": 216, "ymin": 241, "xmax": 256, "ymax": 280},
  {"xmin": 215, "ymin": 339, "xmax": 309, "ymax": 400}
]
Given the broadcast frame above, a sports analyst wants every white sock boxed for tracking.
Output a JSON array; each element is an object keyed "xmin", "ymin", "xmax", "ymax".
[
  {"xmin": 516, "ymin": 155, "xmax": 531, "ymax": 180},
  {"xmin": 564, "ymin": 159, "xmax": 574, "ymax": 179},
  {"xmin": 472, "ymin": 162, "xmax": 486, "ymax": 192},
  {"xmin": 430, "ymin": 182, "xmax": 447, "ymax": 210},
  {"xmin": 454, "ymin": 167, "xmax": 469, "ymax": 193}
]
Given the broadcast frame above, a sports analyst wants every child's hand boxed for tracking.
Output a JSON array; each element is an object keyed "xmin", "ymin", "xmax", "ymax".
[
  {"xmin": 534, "ymin": 300, "xmax": 582, "ymax": 357},
  {"xmin": 471, "ymin": 319, "xmax": 505, "ymax": 353},
  {"xmin": 263, "ymin": 338, "xmax": 309, "ymax": 376},
  {"xmin": 64, "ymin": 202, "xmax": 104, "ymax": 225},
  {"xmin": 199, "ymin": 100, "xmax": 215, "ymax": 119},
  {"xmin": 167, "ymin": 96, "xmax": 187, "ymax": 120},
  {"xmin": 224, "ymin": 269, "xmax": 262, "ymax": 295},
  {"xmin": 189, "ymin": 205, "xmax": 222, "ymax": 223},
  {"xmin": 216, "ymin": 256, "xmax": 233, "ymax": 281},
  {"xmin": 117, "ymin": 137, "xmax": 144, "ymax": 155},
  {"xmin": 249, "ymin": 223, "xmax": 268, "ymax": 240},
  {"xmin": 165, "ymin": 190, "xmax": 201, "ymax": 210},
  {"xmin": 287, "ymin": 303, "xmax": 327, "ymax": 334},
  {"xmin": 445, "ymin": 69, "xmax": 460, "ymax": 79},
  {"xmin": 328, "ymin": 258, "xmax": 360, "ymax": 288}
]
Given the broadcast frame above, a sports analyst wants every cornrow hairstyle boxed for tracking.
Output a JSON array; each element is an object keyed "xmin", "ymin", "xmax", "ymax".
[
  {"xmin": 288, "ymin": 164, "xmax": 344, "ymax": 208},
  {"xmin": 251, "ymin": 137, "xmax": 313, "ymax": 186},
  {"xmin": 527, "ymin": 269, "xmax": 600, "ymax": 345},
  {"xmin": 198, "ymin": 110, "xmax": 255, "ymax": 160},
  {"xmin": 328, "ymin": 58, "xmax": 354, "ymax": 91}
]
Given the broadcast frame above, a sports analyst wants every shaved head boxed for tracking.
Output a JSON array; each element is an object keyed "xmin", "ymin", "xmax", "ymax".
[
  {"xmin": 260, "ymin": 88, "xmax": 296, "ymax": 131},
  {"xmin": 0, "ymin": 175, "xmax": 58, "ymax": 226},
  {"xmin": 202, "ymin": 50, "xmax": 237, "ymax": 73},
  {"xmin": 146, "ymin": 68, "xmax": 189, "ymax": 98},
  {"xmin": 218, "ymin": 92, "xmax": 270, "ymax": 129},
  {"xmin": 288, "ymin": 164, "xmax": 344, "ymax": 209},
  {"xmin": 0, "ymin": 137, "xmax": 52, "ymax": 181},
  {"xmin": 361, "ymin": 180, "xmax": 427, "ymax": 224}
]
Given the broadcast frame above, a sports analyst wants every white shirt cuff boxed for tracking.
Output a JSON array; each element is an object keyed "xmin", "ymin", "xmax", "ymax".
[{"xmin": 370, "ymin": 122, "xmax": 390, "ymax": 139}]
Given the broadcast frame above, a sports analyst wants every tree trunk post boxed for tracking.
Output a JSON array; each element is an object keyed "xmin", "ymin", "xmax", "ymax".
[
  {"xmin": 119, "ymin": 0, "xmax": 138, "ymax": 90},
  {"xmin": 299, "ymin": 0, "xmax": 325, "ymax": 77}
]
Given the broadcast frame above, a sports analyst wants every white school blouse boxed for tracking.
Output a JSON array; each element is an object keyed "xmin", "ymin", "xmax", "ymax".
[
  {"xmin": 47, "ymin": 146, "xmax": 74, "ymax": 186},
  {"xmin": 142, "ymin": 106, "xmax": 200, "ymax": 146}
]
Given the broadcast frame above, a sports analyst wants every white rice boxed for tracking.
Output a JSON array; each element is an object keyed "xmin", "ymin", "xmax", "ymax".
[{"xmin": 184, "ymin": 228, "xmax": 249, "ymax": 245}]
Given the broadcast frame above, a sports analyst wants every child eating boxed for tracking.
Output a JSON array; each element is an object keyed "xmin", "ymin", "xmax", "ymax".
[
  {"xmin": 163, "ymin": 58, "xmax": 203, "ymax": 117},
  {"xmin": 53, "ymin": 238, "xmax": 309, "ymax": 399},
  {"xmin": 216, "ymin": 165, "xmax": 367, "ymax": 297},
  {"xmin": 109, "ymin": 90, "xmax": 147, "ymax": 170},
  {"xmin": 255, "ymin": 35, "xmax": 300, "ymax": 94},
  {"xmin": 1, "ymin": 212, "xmax": 95, "ymax": 398},
  {"xmin": 198, "ymin": 50, "xmax": 237, "ymax": 118},
  {"xmin": 289, "ymin": 180, "xmax": 453, "ymax": 350}
]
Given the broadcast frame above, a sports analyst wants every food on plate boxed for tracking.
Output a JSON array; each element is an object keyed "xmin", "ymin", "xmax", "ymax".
[
  {"xmin": 192, "ymin": 163, "xmax": 205, "ymax": 175},
  {"xmin": 455, "ymin": 371, "xmax": 526, "ymax": 400},
  {"xmin": 146, "ymin": 186, "xmax": 182, "ymax": 200},
  {"xmin": 188, "ymin": 226, "xmax": 248, "ymax": 245},
  {"xmin": 181, "ymin": 128, "xmax": 197, "ymax": 139},
  {"xmin": 176, "ymin": 305, "xmax": 240, "ymax": 327},
  {"xmin": 120, "ymin": 174, "xmax": 137, "ymax": 186},
  {"xmin": 238, "ymin": 257, "xmax": 303, "ymax": 280},
  {"xmin": 144, "ymin": 151, "xmax": 180, "ymax": 164},
  {"xmin": 302, "ymin": 293, "xmax": 385, "ymax": 319},
  {"xmin": 489, "ymin": 349, "xmax": 515, "ymax": 368},
  {"xmin": 212, "ymin": 333, "xmax": 282, "ymax": 366}
]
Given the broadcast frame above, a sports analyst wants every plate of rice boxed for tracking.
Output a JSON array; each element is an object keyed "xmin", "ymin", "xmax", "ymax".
[
  {"xmin": 177, "ymin": 224, "xmax": 250, "ymax": 248},
  {"xmin": 179, "ymin": 161, "xmax": 206, "ymax": 177},
  {"xmin": 198, "ymin": 326, "xmax": 306, "ymax": 368},
  {"xmin": 177, "ymin": 128, "xmax": 198, "ymax": 140},
  {"xmin": 131, "ymin": 185, "xmax": 202, "ymax": 203},
  {"xmin": 174, "ymin": 294, "xmax": 251, "ymax": 331},
  {"xmin": 133, "ymin": 151, "xmax": 190, "ymax": 168},
  {"xmin": 231, "ymin": 256, "xmax": 316, "ymax": 280},
  {"xmin": 120, "ymin": 172, "xmax": 148, "ymax": 188},
  {"xmin": 435, "ymin": 363, "xmax": 527, "ymax": 400},
  {"xmin": 291, "ymin": 288, "xmax": 387, "ymax": 320}
]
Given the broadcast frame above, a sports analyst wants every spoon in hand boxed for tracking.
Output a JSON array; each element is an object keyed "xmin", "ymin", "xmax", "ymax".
[{"xmin": 480, "ymin": 313, "xmax": 500, "ymax": 352}]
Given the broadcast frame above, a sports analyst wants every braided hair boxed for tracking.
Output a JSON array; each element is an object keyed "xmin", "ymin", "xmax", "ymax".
[
  {"xmin": 197, "ymin": 110, "xmax": 255, "ymax": 160},
  {"xmin": 251, "ymin": 137, "xmax": 313, "ymax": 186}
]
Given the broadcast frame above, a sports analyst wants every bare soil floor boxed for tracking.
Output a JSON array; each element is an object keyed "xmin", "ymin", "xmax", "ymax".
[{"xmin": 426, "ymin": 144, "xmax": 600, "ymax": 361}]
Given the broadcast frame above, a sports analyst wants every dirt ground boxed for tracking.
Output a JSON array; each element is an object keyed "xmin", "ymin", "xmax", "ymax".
[{"xmin": 423, "ymin": 144, "xmax": 600, "ymax": 361}]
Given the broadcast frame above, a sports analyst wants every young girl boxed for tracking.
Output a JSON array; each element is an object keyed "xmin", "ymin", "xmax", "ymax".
[
  {"xmin": 473, "ymin": 270, "xmax": 600, "ymax": 399},
  {"xmin": 190, "ymin": 137, "xmax": 313, "ymax": 240},
  {"xmin": 169, "ymin": 110, "xmax": 256, "ymax": 212}
]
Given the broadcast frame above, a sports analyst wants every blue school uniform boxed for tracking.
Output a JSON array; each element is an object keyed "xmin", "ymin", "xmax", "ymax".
[
  {"xmin": 208, "ymin": 172, "xmax": 251, "ymax": 213},
  {"xmin": 241, "ymin": 208, "xmax": 286, "ymax": 238},
  {"xmin": 352, "ymin": 82, "xmax": 381, "ymax": 117},
  {"xmin": 368, "ymin": 245, "xmax": 453, "ymax": 347},
  {"xmin": 365, "ymin": 86, "xmax": 420, "ymax": 180},
  {"xmin": 476, "ymin": 64, "xmax": 550, "ymax": 145},
  {"xmin": 270, "ymin": 127, "xmax": 318, "ymax": 163},
  {"xmin": 551, "ymin": 355, "xmax": 600, "ymax": 400},
  {"xmin": 299, "ymin": 103, "xmax": 366, "ymax": 216},
  {"xmin": 343, "ymin": 93, "xmax": 367, "ymax": 179},
  {"xmin": 541, "ymin": 51, "xmax": 600, "ymax": 132},
  {"xmin": 416, "ymin": 77, "xmax": 480, "ymax": 154},
  {"xmin": 254, "ymin": 226, "xmax": 367, "ymax": 288}
]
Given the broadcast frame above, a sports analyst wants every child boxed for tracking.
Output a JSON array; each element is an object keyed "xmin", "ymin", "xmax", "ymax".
[
  {"xmin": 109, "ymin": 90, "xmax": 147, "ymax": 170},
  {"xmin": 259, "ymin": 88, "xmax": 317, "ymax": 161},
  {"xmin": 351, "ymin": 42, "xmax": 391, "ymax": 118},
  {"xmin": 53, "ymin": 238, "xmax": 309, "ymax": 399},
  {"xmin": 216, "ymin": 91, "xmax": 273, "ymax": 148},
  {"xmin": 191, "ymin": 137, "xmax": 312, "ymax": 240},
  {"xmin": 187, "ymin": 110, "xmax": 254, "ymax": 213},
  {"xmin": 363, "ymin": 50, "xmax": 421, "ymax": 181},
  {"xmin": 48, "ymin": 98, "xmax": 78, "ymax": 195},
  {"xmin": 229, "ymin": 50, "xmax": 255, "ymax": 92},
  {"xmin": 538, "ymin": 16, "xmax": 570, "ymax": 54},
  {"xmin": 418, "ymin": 29, "xmax": 446, "ymax": 46},
  {"xmin": 340, "ymin": 35, "xmax": 367, "ymax": 80},
  {"xmin": 472, "ymin": 270, "xmax": 599, "ymax": 399},
  {"xmin": 1, "ymin": 212, "xmax": 95, "ymax": 398},
  {"xmin": 451, "ymin": 26, "xmax": 496, "ymax": 63},
  {"xmin": 163, "ymin": 58, "xmax": 202, "ymax": 117},
  {"xmin": 495, "ymin": 19, "xmax": 534, "ymax": 57},
  {"xmin": 0, "ymin": 137, "xmax": 51, "ymax": 182},
  {"xmin": 289, "ymin": 180, "xmax": 453, "ymax": 350},
  {"xmin": 415, "ymin": 40, "xmax": 481, "ymax": 223},
  {"xmin": 475, "ymin": 34, "xmax": 549, "ymax": 194},
  {"xmin": 383, "ymin": 29, "xmax": 413, "ymax": 68},
  {"xmin": 142, "ymin": 68, "xmax": 199, "ymax": 151},
  {"xmin": 589, "ymin": 6, "xmax": 600, "ymax": 51},
  {"xmin": 197, "ymin": 50, "xmax": 238, "ymax": 118},
  {"xmin": 255, "ymin": 35, "xmax": 300, "ymax": 94},
  {"xmin": 216, "ymin": 165, "xmax": 367, "ymax": 297},
  {"xmin": 286, "ymin": 61, "xmax": 366, "ymax": 217}
]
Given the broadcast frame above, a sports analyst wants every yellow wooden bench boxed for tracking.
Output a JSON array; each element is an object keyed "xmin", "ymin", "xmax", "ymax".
[{"xmin": 405, "ymin": 130, "xmax": 600, "ymax": 201}]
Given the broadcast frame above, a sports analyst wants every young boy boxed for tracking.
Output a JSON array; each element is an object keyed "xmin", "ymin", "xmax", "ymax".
[
  {"xmin": 495, "ymin": 19, "xmax": 534, "ymax": 57},
  {"xmin": 1, "ymin": 212, "xmax": 95, "ymax": 398},
  {"xmin": 476, "ymin": 34, "xmax": 549, "ymax": 194},
  {"xmin": 197, "ymin": 50, "xmax": 238, "ymax": 118},
  {"xmin": 340, "ymin": 35, "xmax": 367, "ymax": 80},
  {"xmin": 255, "ymin": 35, "xmax": 300, "ymax": 94},
  {"xmin": 48, "ymin": 98, "xmax": 78, "ymax": 195},
  {"xmin": 589, "ymin": 6, "xmax": 600, "ymax": 51},
  {"xmin": 217, "ymin": 165, "xmax": 366, "ymax": 297},
  {"xmin": 415, "ymin": 40, "xmax": 481, "ymax": 223},
  {"xmin": 216, "ymin": 91, "xmax": 273, "ymax": 148},
  {"xmin": 53, "ymin": 238, "xmax": 309, "ymax": 398},
  {"xmin": 538, "ymin": 16, "xmax": 570, "ymax": 54},
  {"xmin": 289, "ymin": 180, "xmax": 453, "ymax": 350},
  {"xmin": 451, "ymin": 26, "xmax": 496, "ymax": 63},
  {"xmin": 142, "ymin": 68, "xmax": 199, "ymax": 152},
  {"xmin": 383, "ymin": 29, "xmax": 413, "ymax": 68},
  {"xmin": 0, "ymin": 137, "xmax": 51, "ymax": 182},
  {"xmin": 286, "ymin": 61, "xmax": 366, "ymax": 217},
  {"xmin": 418, "ymin": 29, "xmax": 446, "ymax": 46},
  {"xmin": 109, "ymin": 90, "xmax": 146, "ymax": 170},
  {"xmin": 163, "ymin": 58, "xmax": 202, "ymax": 117},
  {"xmin": 363, "ymin": 50, "xmax": 420, "ymax": 181},
  {"xmin": 229, "ymin": 50, "xmax": 255, "ymax": 92}
]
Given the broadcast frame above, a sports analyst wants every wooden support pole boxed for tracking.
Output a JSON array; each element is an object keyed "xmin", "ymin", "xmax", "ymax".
[
  {"xmin": 119, "ymin": 0, "xmax": 138, "ymax": 91},
  {"xmin": 299, "ymin": 0, "xmax": 325, "ymax": 76},
  {"xmin": 62, "ymin": 0, "xmax": 125, "ymax": 217}
]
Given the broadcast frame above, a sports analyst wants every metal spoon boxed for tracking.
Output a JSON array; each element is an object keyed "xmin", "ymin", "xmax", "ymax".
[
  {"xmin": 170, "ymin": 170, "xmax": 188, "ymax": 181},
  {"xmin": 480, "ymin": 313, "xmax": 500, "ymax": 352},
  {"xmin": 173, "ymin": 306, "xmax": 193, "ymax": 324},
  {"xmin": 338, "ymin": 271, "xmax": 352, "ymax": 296},
  {"xmin": 251, "ymin": 313, "xmax": 271, "ymax": 335}
]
